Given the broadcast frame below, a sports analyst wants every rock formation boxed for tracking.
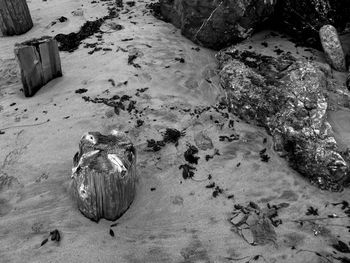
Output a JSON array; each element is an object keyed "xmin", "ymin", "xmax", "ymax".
[
  {"xmin": 156, "ymin": 0, "xmax": 350, "ymax": 50},
  {"xmin": 217, "ymin": 48, "xmax": 350, "ymax": 190},
  {"xmin": 158, "ymin": 0, "xmax": 276, "ymax": 50}
]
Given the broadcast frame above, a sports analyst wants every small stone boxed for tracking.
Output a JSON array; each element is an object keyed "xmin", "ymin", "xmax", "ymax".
[
  {"xmin": 194, "ymin": 131, "xmax": 213, "ymax": 150},
  {"xmin": 319, "ymin": 25, "xmax": 346, "ymax": 72}
]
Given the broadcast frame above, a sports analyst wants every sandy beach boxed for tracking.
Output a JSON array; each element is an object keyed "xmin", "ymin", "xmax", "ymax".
[{"xmin": 0, "ymin": 1, "xmax": 350, "ymax": 262}]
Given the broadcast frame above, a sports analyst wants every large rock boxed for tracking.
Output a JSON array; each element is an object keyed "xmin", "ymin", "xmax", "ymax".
[
  {"xmin": 158, "ymin": 0, "xmax": 276, "ymax": 50},
  {"xmin": 273, "ymin": 0, "xmax": 350, "ymax": 48},
  {"xmin": 217, "ymin": 48, "xmax": 350, "ymax": 191},
  {"xmin": 71, "ymin": 130, "xmax": 137, "ymax": 221}
]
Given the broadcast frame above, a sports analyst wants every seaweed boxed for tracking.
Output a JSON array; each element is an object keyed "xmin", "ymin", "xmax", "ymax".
[
  {"xmin": 212, "ymin": 186, "xmax": 223, "ymax": 198},
  {"xmin": 219, "ymin": 134, "xmax": 239, "ymax": 142},
  {"xmin": 184, "ymin": 145, "xmax": 200, "ymax": 164},
  {"xmin": 55, "ymin": 20, "xmax": 104, "ymax": 52},
  {"xmin": 40, "ymin": 238, "xmax": 48, "ymax": 247},
  {"xmin": 75, "ymin": 88, "xmax": 88, "ymax": 94},
  {"xmin": 332, "ymin": 240, "xmax": 350, "ymax": 253},
  {"xmin": 163, "ymin": 128, "xmax": 183, "ymax": 146},
  {"xmin": 49, "ymin": 229, "xmax": 60, "ymax": 242},
  {"xmin": 306, "ymin": 206, "xmax": 319, "ymax": 216},
  {"xmin": 82, "ymin": 94, "xmax": 134, "ymax": 116},
  {"xmin": 179, "ymin": 164, "xmax": 196, "ymax": 179}
]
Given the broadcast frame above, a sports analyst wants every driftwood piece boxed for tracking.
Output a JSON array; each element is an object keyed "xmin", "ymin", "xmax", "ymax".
[
  {"xmin": 14, "ymin": 36, "xmax": 62, "ymax": 97},
  {"xmin": 71, "ymin": 130, "xmax": 137, "ymax": 222},
  {"xmin": 0, "ymin": 0, "xmax": 33, "ymax": 36}
]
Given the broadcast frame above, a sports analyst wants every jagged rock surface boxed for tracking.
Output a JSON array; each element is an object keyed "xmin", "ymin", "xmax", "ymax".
[
  {"xmin": 158, "ymin": 0, "xmax": 276, "ymax": 50},
  {"xmin": 217, "ymin": 48, "xmax": 350, "ymax": 190}
]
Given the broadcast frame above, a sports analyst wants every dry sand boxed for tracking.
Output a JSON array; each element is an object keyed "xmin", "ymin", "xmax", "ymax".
[{"xmin": 0, "ymin": 1, "xmax": 349, "ymax": 262}]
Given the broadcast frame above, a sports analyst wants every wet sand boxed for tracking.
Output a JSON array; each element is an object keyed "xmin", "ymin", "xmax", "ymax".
[{"xmin": 0, "ymin": 1, "xmax": 349, "ymax": 262}]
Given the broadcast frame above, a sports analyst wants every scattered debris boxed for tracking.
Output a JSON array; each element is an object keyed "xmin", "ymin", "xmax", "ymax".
[
  {"xmin": 206, "ymin": 182, "xmax": 215, "ymax": 188},
  {"xmin": 205, "ymin": 149, "xmax": 220, "ymax": 161},
  {"xmin": 146, "ymin": 139, "xmax": 164, "ymax": 152},
  {"xmin": 50, "ymin": 229, "xmax": 60, "ymax": 242},
  {"xmin": 40, "ymin": 238, "xmax": 49, "ymax": 247},
  {"xmin": 128, "ymin": 49, "xmax": 142, "ymax": 68},
  {"xmin": 229, "ymin": 202, "xmax": 286, "ymax": 246},
  {"xmin": 163, "ymin": 128, "xmax": 184, "ymax": 146},
  {"xmin": 219, "ymin": 134, "xmax": 239, "ymax": 142},
  {"xmin": 75, "ymin": 88, "xmax": 88, "ymax": 94},
  {"xmin": 184, "ymin": 145, "xmax": 200, "ymax": 164},
  {"xmin": 179, "ymin": 164, "xmax": 196, "ymax": 179},
  {"xmin": 175, "ymin": 57, "xmax": 185, "ymax": 63},
  {"xmin": 108, "ymin": 79, "xmax": 116, "ymax": 87},
  {"xmin": 135, "ymin": 87, "xmax": 149, "ymax": 96},
  {"xmin": 332, "ymin": 240, "xmax": 350, "ymax": 253},
  {"xmin": 212, "ymin": 186, "xmax": 223, "ymax": 198},
  {"xmin": 306, "ymin": 206, "xmax": 319, "ymax": 216},
  {"xmin": 259, "ymin": 148, "xmax": 270, "ymax": 162},
  {"xmin": 82, "ymin": 94, "xmax": 133, "ymax": 116},
  {"xmin": 150, "ymin": 187, "xmax": 156, "ymax": 191},
  {"xmin": 117, "ymin": 80, "xmax": 128, "ymax": 87},
  {"xmin": 55, "ymin": 20, "xmax": 104, "ymax": 52},
  {"xmin": 136, "ymin": 119, "xmax": 144, "ymax": 127}
]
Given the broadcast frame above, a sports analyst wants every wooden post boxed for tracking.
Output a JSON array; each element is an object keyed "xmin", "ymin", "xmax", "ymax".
[
  {"xmin": 14, "ymin": 36, "xmax": 62, "ymax": 97},
  {"xmin": 72, "ymin": 131, "xmax": 137, "ymax": 222},
  {"xmin": 0, "ymin": 0, "xmax": 33, "ymax": 36}
]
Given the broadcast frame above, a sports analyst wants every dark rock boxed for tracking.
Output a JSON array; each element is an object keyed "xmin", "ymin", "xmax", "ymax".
[
  {"xmin": 157, "ymin": 0, "xmax": 276, "ymax": 50},
  {"xmin": 217, "ymin": 48, "xmax": 350, "ymax": 190},
  {"xmin": 319, "ymin": 25, "xmax": 346, "ymax": 71},
  {"xmin": 272, "ymin": 0, "xmax": 350, "ymax": 48}
]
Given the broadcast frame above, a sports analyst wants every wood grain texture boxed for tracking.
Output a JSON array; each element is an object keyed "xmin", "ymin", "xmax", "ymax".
[
  {"xmin": 0, "ymin": 0, "xmax": 33, "ymax": 35},
  {"xmin": 71, "ymin": 132, "xmax": 137, "ymax": 222},
  {"xmin": 14, "ymin": 36, "xmax": 62, "ymax": 97}
]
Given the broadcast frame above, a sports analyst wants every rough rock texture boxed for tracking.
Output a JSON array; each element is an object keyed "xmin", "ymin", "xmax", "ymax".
[
  {"xmin": 71, "ymin": 130, "xmax": 137, "ymax": 221},
  {"xmin": 158, "ymin": 0, "xmax": 276, "ymax": 50},
  {"xmin": 273, "ymin": 0, "xmax": 350, "ymax": 48},
  {"xmin": 319, "ymin": 25, "xmax": 346, "ymax": 72},
  {"xmin": 217, "ymin": 48, "xmax": 350, "ymax": 190}
]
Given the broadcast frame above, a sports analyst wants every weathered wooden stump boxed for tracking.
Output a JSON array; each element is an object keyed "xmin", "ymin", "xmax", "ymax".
[
  {"xmin": 14, "ymin": 36, "xmax": 62, "ymax": 97},
  {"xmin": 0, "ymin": 0, "xmax": 33, "ymax": 36},
  {"xmin": 71, "ymin": 130, "xmax": 137, "ymax": 222}
]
